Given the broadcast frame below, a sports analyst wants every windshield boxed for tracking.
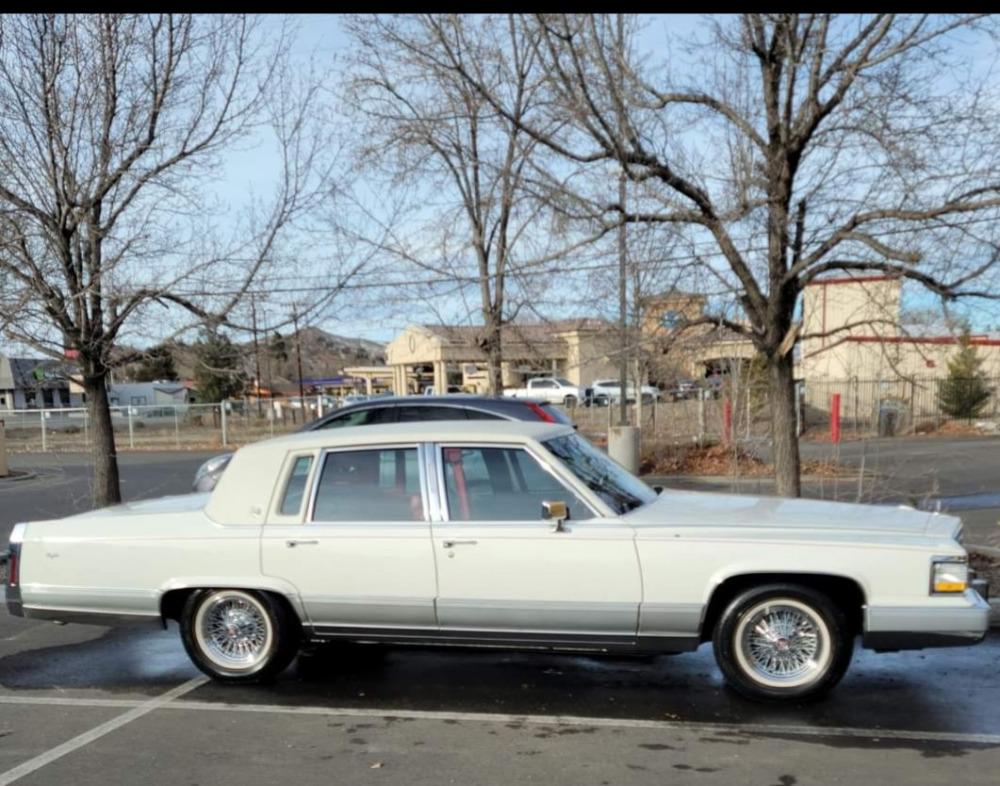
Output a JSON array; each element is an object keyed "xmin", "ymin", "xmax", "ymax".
[
  {"xmin": 543, "ymin": 433, "xmax": 657, "ymax": 515},
  {"xmin": 554, "ymin": 377, "xmax": 573, "ymax": 386}
]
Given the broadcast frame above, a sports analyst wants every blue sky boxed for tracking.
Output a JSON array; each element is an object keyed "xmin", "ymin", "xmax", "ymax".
[{"xmin": 184, "ymin": 15, "xmax": 1000, "ymax": 344}]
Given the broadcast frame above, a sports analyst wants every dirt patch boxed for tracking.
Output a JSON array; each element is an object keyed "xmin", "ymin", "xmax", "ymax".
[
  {"xmin": 916, "ymin": 419, "xmax": 998, "ymax": 437},
  {"xmin": 641, "ymin": 442, "xmax": 850, "ymax": 478}
]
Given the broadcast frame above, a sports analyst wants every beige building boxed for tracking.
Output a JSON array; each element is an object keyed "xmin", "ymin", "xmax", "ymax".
[
  {"xmin": 384, "ymin": 321, "xmax": 620, "ymax": 395},
  {"xmin": 639, "ymin": 291, "xmax": 757, "ymax": 384},
  {"xmin": 799, "ymin": 275, "xmax": 1000, "ymax": 381},
  {"xmin": 798, "ymin": 275, "xmax": 1000, "ymax": 419}
]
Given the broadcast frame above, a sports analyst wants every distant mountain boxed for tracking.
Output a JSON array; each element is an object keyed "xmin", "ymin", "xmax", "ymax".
[{"xmin": 118, "ymin": 327, "xmax": 387, "ymax": 392}]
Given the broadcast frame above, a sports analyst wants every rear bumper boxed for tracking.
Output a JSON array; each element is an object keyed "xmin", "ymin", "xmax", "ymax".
[{"xmin": 862, "ymin": 589, "xmax": 990, "ymax": 652}]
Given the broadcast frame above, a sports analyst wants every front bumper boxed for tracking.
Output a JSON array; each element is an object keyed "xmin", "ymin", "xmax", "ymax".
[{"xmin": 863, "ymin": 588, "xmax": 990, "ymax": 652}]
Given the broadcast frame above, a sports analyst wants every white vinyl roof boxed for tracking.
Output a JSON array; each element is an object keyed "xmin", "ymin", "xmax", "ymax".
[
  {"xmin": 244, "ymin": 420, "xmax": 574, "ymax": 454},
  {"xmin": 205, "ymin": 421, "xmax": 576, "ymax": 525}
]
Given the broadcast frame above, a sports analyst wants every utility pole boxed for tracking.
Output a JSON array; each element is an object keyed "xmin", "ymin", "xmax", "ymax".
[
  {"xmin": 616, "ymin": 12, "xmax": 628, "ymax": 428},
  {"xmin": 292, "ymin": 304, "xmax": 305, "ymax": 400},
  {"xmin": 250, "ymin": 293, "xmax": 262, "ymax": 416}
]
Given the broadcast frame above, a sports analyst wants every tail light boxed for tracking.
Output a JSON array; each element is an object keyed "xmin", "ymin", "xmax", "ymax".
[
  {"xmin": 525, "ymin": 402, "xmax": 556, "ymax": 423},
  {"xmin": 6, "ymin": 523, "xmax": 26, "ymax": 587},
  {"xmin": 6, "ymin": 549, "xmax": 18, "ymax": 587}
]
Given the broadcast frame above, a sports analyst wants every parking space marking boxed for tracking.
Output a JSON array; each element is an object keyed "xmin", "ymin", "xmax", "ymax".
[
  {"xmin": 0, "ymin": 677, "xmax": 208, "ymax": 786},
  {"xmin": 0, "ymin": 693, "xmax": 998, "ymax": 747}
]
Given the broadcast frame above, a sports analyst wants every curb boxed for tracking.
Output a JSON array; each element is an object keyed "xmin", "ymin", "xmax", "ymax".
[{"xmin": 0, "ymin": 470, "xmax": 37, "ymax": 483}]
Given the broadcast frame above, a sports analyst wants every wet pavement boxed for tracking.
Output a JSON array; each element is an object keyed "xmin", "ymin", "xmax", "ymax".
[
  {"xmin": 2, "ymin": 445, "xmax": 1000, "ymax": 782},
  {"xmin": 0, "ymin": 616, "xmax": 998, "ymax": 784}
]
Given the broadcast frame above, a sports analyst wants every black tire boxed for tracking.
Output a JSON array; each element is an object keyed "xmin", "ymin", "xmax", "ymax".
[
  {"xmin": 563, "ymin": 395, "xmax": 578, "ymax": 408},
  {"xmin": 712, "ymin": 583, "xmax": 853, "ymax": 702},
  {"xmin": 180, "ymin": 588, "xmax": 300, "ymax": 683}
]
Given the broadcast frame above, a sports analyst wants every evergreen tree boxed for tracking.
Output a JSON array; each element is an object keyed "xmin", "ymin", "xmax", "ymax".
[
  {"xmin": 939, "ymin": 331, "xmax": 992, "ymax": 419},
  {"xmin": 193, "ymin": 330, "xmax": 246, "ymax": 403},
  {"xmin": 134, "ymin": 345, "xmax": 178, "ymax": 382}
]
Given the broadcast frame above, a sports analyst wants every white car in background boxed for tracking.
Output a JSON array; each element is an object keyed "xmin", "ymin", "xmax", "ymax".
[
  {"xmin": 590, "ymin": 379, "xmax": 660, "ymax": 405},
  {"xmin": 503, "ymin": 377, "xmax": 581, "ymax": 406},
  {"xmin": 3, "ymin": 421, "xmax": 988, "ymax": 701}
]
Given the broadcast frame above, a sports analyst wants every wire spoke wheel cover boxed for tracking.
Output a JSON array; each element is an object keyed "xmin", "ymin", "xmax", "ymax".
[
  {"xmin": 733, "ymin": 598, "xmax": 832, "ymax": 689},
  {"xmin": 194, "ymin": 590, "xmax": 274, "ymax": 673}
]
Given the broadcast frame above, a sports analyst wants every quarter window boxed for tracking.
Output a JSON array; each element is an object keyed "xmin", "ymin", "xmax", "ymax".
[
  {"xmin": 312, "ymin": 448, "xmax": 423, "ymax": 522},
  {"xmin": 441, "ymin": 446, "xmax": 593, "ymax": 522},
  {"xmin": 279, "ymin": 455, "xmax": 314, "ymax": 516}
]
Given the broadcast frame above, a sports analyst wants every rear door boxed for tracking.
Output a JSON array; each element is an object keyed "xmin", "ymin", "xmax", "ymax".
[{"xmin": 261, "ymin": 444, "xmax": 437, "ymax": 634}]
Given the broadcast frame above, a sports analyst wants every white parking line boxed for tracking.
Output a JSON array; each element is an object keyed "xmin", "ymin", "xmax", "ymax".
[
  {"xmin": 0, "ymin": 692, "xmax": 998, "ymax": 747},
  {"xmin": 0, "ymin": 677, "xmax": 208, "ymax": 786}
]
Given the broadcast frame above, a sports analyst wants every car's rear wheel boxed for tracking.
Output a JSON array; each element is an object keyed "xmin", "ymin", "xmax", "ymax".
[
  {"xmin": 712, "ymin": 583, "xmax": 853, "ymax": 702},
  {"xmin": 181, "ymin": 589, "xmax": 299, "ymax": 682}
]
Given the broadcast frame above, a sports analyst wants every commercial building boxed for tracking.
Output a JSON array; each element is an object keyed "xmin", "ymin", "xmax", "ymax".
[{"xmin": 385, "ymin": 320, "xmax": 620, "ymax": 395}]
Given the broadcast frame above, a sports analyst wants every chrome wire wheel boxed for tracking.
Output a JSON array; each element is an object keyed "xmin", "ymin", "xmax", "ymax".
[
  {"xmin": 194, "ymin": 590, "xmax": 274, "ymax": 673},
  {"xmin": 733, "ymin": 598, "xmax": 832, "ymax": 689}
]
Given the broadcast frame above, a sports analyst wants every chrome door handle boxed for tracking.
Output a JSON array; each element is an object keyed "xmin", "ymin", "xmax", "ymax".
[
  {"xmin": 286, "ymin": 539, "xmax": 319, "ymax": 548},
  {"xmin": 442, "ymin": 539, "xmax": 477, "ymax": 548}
]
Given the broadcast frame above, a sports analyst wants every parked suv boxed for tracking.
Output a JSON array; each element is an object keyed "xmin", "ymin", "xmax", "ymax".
[{"xmin": 192, "ymin": 395, "xmax": 574, "ymax": 492}]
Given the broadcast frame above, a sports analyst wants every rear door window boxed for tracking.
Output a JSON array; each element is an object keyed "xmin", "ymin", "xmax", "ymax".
[{"xmin": 312, "ymin": 448, "xmax": 423, "ymax": 522}]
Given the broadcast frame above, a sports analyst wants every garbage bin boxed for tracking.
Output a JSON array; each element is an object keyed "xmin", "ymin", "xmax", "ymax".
[{"xmin": 877, "ymin": 401, "xmax": 907, "ymax": 437}]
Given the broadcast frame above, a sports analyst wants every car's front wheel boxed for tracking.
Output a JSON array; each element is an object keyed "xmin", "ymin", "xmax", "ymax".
[
  {"xmin": 181, "ymin": 589, "xmax": 299, "ymax": 682},
  {"xmin": 563, "ymin": 395, "xmax": 578, "ymax": 408},
  {"xmin": 712, "ymin": 583, "xmax": 853, "ymax": 702}
]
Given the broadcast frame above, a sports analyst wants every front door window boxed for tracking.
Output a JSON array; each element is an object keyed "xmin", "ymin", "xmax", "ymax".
[{"xmin": 440, "ymin": 446, "xmax": 592, "ymax": 522}]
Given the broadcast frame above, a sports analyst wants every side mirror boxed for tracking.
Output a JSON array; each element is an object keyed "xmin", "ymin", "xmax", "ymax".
[
  {"xmin": 542, "ymin": 500, "xmax": 569, "ymax": 532},
  {"xmin": 653, "ymin": 485, "xmax": 664, "ymax": 495}
]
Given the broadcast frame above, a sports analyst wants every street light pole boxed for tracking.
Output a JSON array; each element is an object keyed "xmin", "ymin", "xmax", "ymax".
[
  {"xmin": 292, "ymin": 304, "xmax": 305, "ymax": 401},
  {"xmin": 616, "ymin": 12, "xmax": 628, "ymax": 427}
]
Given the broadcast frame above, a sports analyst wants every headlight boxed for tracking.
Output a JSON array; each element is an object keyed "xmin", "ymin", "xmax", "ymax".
[{"xmin": 931, "ymin": 557, "xmax": 969, "ymax": 594}]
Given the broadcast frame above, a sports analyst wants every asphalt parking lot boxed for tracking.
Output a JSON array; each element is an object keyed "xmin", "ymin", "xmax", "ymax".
[{"xmin": 1, "ymin": 446, "xmax": 1000, "ymax": 784}]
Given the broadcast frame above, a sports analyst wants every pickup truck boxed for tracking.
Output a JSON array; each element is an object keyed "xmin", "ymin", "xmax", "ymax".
[
  {"xmin": 590, "ymin": 378, "xmax": 661, "ymax": 406},
  {"xmin": 504, "ymin": 377, "xmax": 581, "ymax": 406}
]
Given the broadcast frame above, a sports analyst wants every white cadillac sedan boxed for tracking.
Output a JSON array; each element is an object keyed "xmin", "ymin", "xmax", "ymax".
[{"xmin": 3, "ymin": 422, "xmax": 990, "ymax": 701}]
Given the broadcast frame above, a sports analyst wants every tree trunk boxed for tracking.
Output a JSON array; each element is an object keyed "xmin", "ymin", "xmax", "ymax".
[
  {"xmin": 484, "ymin": 318, "xmax": 503, "ymax": 396},
  {"xmin": 768, "ymin": 350, "xmax": 801, "ymax": 498},
  {"xmin": 83, "ymin": 371, "xmax": 122, "ymax": 507}
]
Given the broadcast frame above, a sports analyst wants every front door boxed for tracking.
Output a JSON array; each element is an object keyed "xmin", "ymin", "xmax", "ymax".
[
  {"xmin": 430, "ymin": 443, "xmax": 641, "ymax": 643},
  {"xmin": 261, "ymin": 445, "xmax": 438, "ymax": 634}
]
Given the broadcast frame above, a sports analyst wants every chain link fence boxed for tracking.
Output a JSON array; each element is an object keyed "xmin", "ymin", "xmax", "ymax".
[
  {"xmin": 1, "ymin": 378, "xmax": 997, "ymax": 455},
  {"xmin": 0, "ymin": 397, "xmax": 334, "ymax": 453}
]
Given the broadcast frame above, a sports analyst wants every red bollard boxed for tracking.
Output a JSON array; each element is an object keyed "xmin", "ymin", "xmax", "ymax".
[
  {"xmin": 723, "ymin": 399, "xmax": 733, "ymax": 446},
  {"xmin": 831, "ymin": 393, "xmax": 841, "ymax": 444}
]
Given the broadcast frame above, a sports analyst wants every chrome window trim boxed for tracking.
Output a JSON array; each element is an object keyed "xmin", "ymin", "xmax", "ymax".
[
  {"xmin": 431, "ymin": 441, "xmax": 605, "ymax": 523},
  {"xmin": 420, "ymin": 442, "xmax": 444, "ymax": 521},
  {"xmin": 306, "ymin": 443, "xmax": 428, "ymax": 524}
]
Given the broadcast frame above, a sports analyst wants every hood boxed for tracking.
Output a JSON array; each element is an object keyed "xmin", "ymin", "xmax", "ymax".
[{"xmin": 628, "ymin": 488, "xmax": 961, "ymax": 540}]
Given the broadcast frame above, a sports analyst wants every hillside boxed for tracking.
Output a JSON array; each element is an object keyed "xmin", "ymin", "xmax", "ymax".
[{"xmin": 121, "ymin": 327, "xmax": 386, "ymax": 391}]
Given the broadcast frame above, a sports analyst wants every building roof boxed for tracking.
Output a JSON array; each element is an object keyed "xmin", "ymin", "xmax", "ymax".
[
  {"xmin": 421, "ymin": 319, "xmax": 610, "ymax": 348},
  {"xmin": 1, "ymin": 357, "xmax": 77, "ymax": 390}
]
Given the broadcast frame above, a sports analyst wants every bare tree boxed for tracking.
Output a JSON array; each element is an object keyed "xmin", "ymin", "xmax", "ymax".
[
  {"xmin": 344, "ymin": 14, "xmax": 575, "ymax": 394},
  {"xmin": 0, "ymin": 15, "xmax": 333, "ymax": 505},
  {"xmin": 432, "ymin": 13, "xmax": 1000, "ymax": 496}
]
